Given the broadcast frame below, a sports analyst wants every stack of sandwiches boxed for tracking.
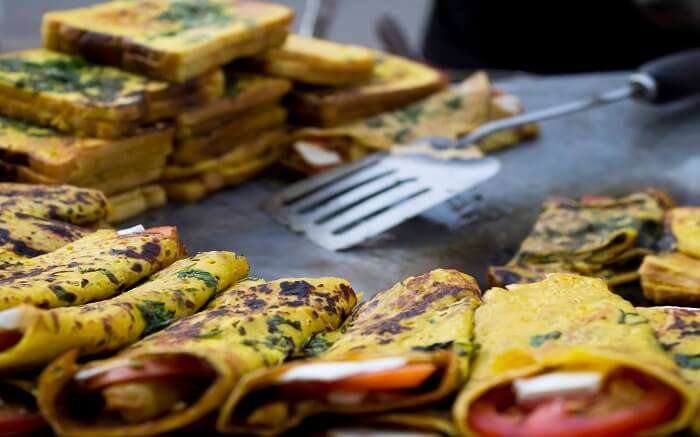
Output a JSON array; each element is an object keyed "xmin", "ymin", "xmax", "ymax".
[{"xmin": 0, "ymin": 0, "xmax": 537, "ymax": 218}]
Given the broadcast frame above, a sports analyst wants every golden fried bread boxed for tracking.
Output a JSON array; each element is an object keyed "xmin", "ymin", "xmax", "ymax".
[
  {"xmin": 0, "ymin": 49, "xmax": 222, "ymax": 138},
  {"xmin": 288, "ymin": 53, "xmax": 448, "ymax": 126},
  {"xmin": 254, "ymin": 35, "xmax": 375, "ymax": 86},
  {"xmin": 43, "ymin": 0, "xmax": 293, "ymax": 82}
]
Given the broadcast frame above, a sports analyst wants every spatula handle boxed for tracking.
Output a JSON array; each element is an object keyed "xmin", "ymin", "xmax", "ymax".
[{"xmin": 634, "ymin": 48, "xmax": 700, "ymax": 104}]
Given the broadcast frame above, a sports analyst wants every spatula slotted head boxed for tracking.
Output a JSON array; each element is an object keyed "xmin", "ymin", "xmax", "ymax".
[{"xmin": 265, "ymin": 153, "xmax": 500, "ymax": 251}]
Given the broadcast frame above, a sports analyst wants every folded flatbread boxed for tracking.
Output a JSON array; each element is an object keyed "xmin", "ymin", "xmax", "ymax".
[{"xmin": 490, "ymin": 189, "xmax": 672, "ymax": 288}]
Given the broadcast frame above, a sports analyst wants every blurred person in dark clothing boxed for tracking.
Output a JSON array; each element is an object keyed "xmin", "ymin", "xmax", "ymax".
[{"xmin": 423, "ymin": 0, "xmax": 700, "ymax": 73}]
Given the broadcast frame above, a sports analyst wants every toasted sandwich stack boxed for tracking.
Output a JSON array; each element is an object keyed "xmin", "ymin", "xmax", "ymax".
[
  {"xmin": 0, "ymin": 0, "xmax": 295, "ymax": 211},
  {"xmin": 163, "ymin": 70, "xmax": 292, "ymax": 201}
]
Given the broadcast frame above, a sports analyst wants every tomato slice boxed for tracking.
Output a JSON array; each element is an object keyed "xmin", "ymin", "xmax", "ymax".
[
  {"xmin": 0, "ymin": 407, "xmax": 46, "ymax": 436},
  {"xmin": 469, "ymin": 368, "xmax": 681, "ymax": 437},
  {"xmin": 82, "ymin": 355, "xmax": 214, "ymax": 391},
  {"xmin": 330, "ymin": 363, "xmax": 437, "ymax": 391}
]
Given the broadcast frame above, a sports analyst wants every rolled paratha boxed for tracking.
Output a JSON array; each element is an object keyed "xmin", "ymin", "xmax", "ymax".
[
  {"xmin": 454, "ymin": 274, "xmax": 697, "ymax": 436},
  {"xmin": 38, "ymin": 277, "xmax": 356, "ymax": 436},
  {"xmin": 0, "ymin": 251, "xmax": 248, "ymax": 373},
  {"xmin": 0, "ymin": 227, "xmax": 184, "ymax": 310},
  {"xmin": 218, "ymin": 269, "xmax": 481, "ymax": 436}
]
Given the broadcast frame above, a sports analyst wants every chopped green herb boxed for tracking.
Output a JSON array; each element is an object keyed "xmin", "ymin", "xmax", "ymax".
[
  {"xmin": 530, "ymin": 330, "xmax": 562, "ymax": 347},
  {"xmin": 393, "ymin": 127, "xmax": 412, "ymax": 143},
  {"xmin": 365, "ymin": 116, "xmax": 385, "ymax": 128},
  {"xmin": 194, "ymin": 328, "xmax": 223, "ymax": 339},
  {"xmin": 675, "ymin": 353, "xmax": 700, "ymax": 369},
  {"xmin": 266, "ymin": 315, "xmax": 301, "ymax": 333},
  {"xmin": 137, "ymin": 300, "xmax": 175, "ymax": 336},
  {"xmin": 50, "ymin": 285, "xmax": 76, "ymax": 303},
  {"xmin": 177, "ymin": 269, "xmax": 219, "ymax": 291},
  {"xmin": 0, "ymin": 57, "xmax": 130, "ymax": 103},
  {"xmin": 412, "ymin": 341, "xmax": 454, "ymax": 352},
  {"xmin": 79, "ymin": 267, "xmax": 119, "ymax": 285},
  {"xmin": 155, "ymin": 0, "xmax": 231, "ymax": 36},
  {"xmin": 302, "ymin": 335, "xmax": 332, "ymax": 357},
  {"xmin": 617, "ymin": 310, "xmax": 648, "ymax": 326},
  {"xmin": 455, "ymin": 341, "xmax": 480, "ymax": 358},
  {"xmin": 444, "ymin": 96, "xmax": 462, "ymax": 110}
]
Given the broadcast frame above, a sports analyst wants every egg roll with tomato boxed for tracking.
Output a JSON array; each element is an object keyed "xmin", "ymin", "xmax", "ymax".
[
  {"xmin": 489, "ymin": 189, "xmax": 672, "ymax": 288},
  {"xmin": 0, "ymin": 379, "xmax": 47, "ymax": 435},
  {"xmin": 218, "ymin": 269, "xmax": 481, "ymax": 435},
  {"xmin": 0, "ymin": 251, "xmax": 247, "ymax": 373},
  {"xmin": 38, "ymin": 277, "xmax": 357, "ymax": 436},
  {"xmin": 0, "ymin": 226, "xmax": 184, "ymax": 310},
  {"xmin": 454, "ymin": 273, "xmax": 696, "ymax": 437},
  {"xmin": 640, "ymin": 207, "xmax": 700, "ymax": 304},
  {"xmin": 639, "ymin": 306, "xmax": 700, "ymax": 434}
]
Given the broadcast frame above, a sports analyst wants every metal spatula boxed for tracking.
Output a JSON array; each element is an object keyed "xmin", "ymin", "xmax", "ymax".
[{"xmin": 266, "ymin": 49, "xmax": 700, "ymax": 251}]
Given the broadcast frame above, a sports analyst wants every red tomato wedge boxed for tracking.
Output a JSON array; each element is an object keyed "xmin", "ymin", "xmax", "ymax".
[
  {"xmin": 0, "ymin": 407, "xmax": 46, "ymax": 436},
  {"xmin": 468, "ymin": 368, "xmax": 681, "ymax": 437},
  {"xmin": 0, "ymin": 331, "xmax": 22, "ymax": 352},
  {"xmin": 82, "ymin": 355, "xmax": 214, "ymax": 391},
  {"xmin": 330, "ymin": 363, "xmax": 436, "ymax": 391}
]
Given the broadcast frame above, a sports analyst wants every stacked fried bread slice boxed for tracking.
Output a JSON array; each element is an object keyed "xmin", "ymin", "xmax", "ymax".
[
  {"xmin": 251, "ymin": 35, "xmax": 375, "ymax": 86},
  {"xmin": 43, "ymin": 0, "xmax": 294, "ymax": 82},
  {"xmin": 164, "ymin": 129, "xmax": 288, "ymax": 201},
  {"xmin": 0, "ymin": 114, "xmax": 173, "ymax": 195},
  {"xmin": 287, "ymin": 52, "xmax": 448, "ymax": 127},
  {"xmin": 106, "ymin": 185, "xmax": 167, "ymax": 223},
  {"xmin": 0, "ymin": 49, "xmax": 222, "ymax": 139},
  {"xmin": 165, "ymin": 70, "xmax": 291, "ymax": 200}
]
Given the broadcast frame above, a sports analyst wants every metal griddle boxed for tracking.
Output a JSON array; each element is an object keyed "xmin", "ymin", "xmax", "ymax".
[{"xmin": 124, "ymin": 72, "xmax": 700, "ymax": 298}]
